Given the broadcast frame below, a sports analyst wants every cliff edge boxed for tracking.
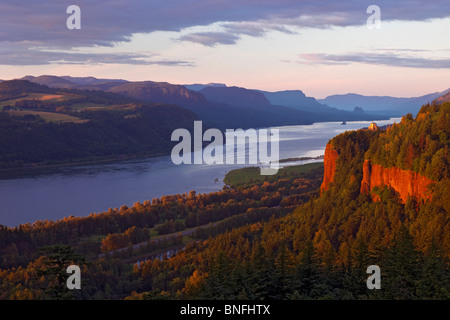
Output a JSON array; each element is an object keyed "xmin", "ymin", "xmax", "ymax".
[
  {"xmin": 320, "ymin": 143, "xmax": 339, "ymax": 194},
  {"xmin": 360, "ymin": 159, "xmax": 434, "ymax": 202}
]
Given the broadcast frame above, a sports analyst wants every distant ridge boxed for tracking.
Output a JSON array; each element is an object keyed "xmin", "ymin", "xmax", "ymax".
[
  {"xmin": 199, "ymin": 86, "xmax": 272, "ymax": 110},
  {"xmin": 109, "ymin": 82, "xmax": 314, "ymax": 129},
  {"xmin": 259, "ymin": 89, "xmax": 333, "ymax": 112},
  {"xmin": 184, "ymin": 83, "xmax": 227, "ymax": 91},
  {"xmin": 108, "ymin": 80, "xmax": 209, "ymax": 108},
  {"xmin": 434, "ymin": 91, "xmax": 450, "ymax": 104},
  {"xmin": 20, "ymin": 75, "xmax": 75, "ymax": 89},
  {"xmin": 60, "ymin": 76, "xmax": 128, "ymax": 86},
  {"xmin": 19, "ymin": 75, "xmax": 129, "ymax": 91},
  {"xmin": 15, "ymin": 74, "xmax": 447, "ymax": 128},
  {"xmin": 319, "ymin": 88, "xmax": 450, "ymax": 116}
]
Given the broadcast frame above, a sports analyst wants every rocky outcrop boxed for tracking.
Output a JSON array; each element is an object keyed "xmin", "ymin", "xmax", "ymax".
[
  {"xmin": 199, "ymin": 86, "xmax": 272, "ymax": 109},
  {"xmin": 360, "ymin": 159, "xmax": 372, "ymax": 195},
  {"xmin": 320, "ymin": 143, "xmax": 339, "ymax": 193},
  {"xmin": 109, "ymin": 81, "xmax": 208, "ymax": 108},
  {"xmin": 320, "ymin": 143, "xmax": 434, "ymax": 201},
  {"xmin": 434, "ymin": 90, "xmax": 450, "ymax": 104},
  {"xmin": 360, "ymin": 159, "xmax": 434, "ymax": 202}
]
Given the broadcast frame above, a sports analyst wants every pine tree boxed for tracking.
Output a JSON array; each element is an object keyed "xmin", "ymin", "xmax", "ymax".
[
  {"xmin": 381, "ymin": 225, "xmax": 422, "ymax": 299},
  {"xmin": 416, "ymin": 240, "xmax": 450, "ymax": 299},
  {"xmin": 342, "ymin": 238, "xmax": 372, "ymax": 299},
  {"xmin": 201, "ymin": 251, "xmax": 236, "ymax": 299},
  {"xmin": 247, "ymin": 243, "xmax": 273, "ymax": 300},
  {"xmin": 36, "ymin": 244, "xmax": 86, "ymax": 300},
  {"xmin": 293, "ymin": 240, "xmax": 321, "ymax": 298},
  {"xmin": 269, "ymin": 242, "xmax": 293, "ymax": 299}
]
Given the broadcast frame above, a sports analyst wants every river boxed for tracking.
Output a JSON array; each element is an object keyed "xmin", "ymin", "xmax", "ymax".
[{"xmin": 0, "ymin": 118, "xmax": 400, "ymax": 227}]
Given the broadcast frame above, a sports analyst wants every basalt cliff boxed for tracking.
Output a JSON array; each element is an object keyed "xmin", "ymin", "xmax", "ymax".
[
  {"xmin": 360, "ymin": 159, "xmax": 434, "ymax": 202},
  {"xmin": 320, "ymin": 143, "xmax": 339, "ymax": 193},
  {"xmin": 320, "ymin": 141, "xmax": 435, "ymax": 202},
  {"xmin": 320, "ymin": 102, "xmax": 448, "ymax": 202}
]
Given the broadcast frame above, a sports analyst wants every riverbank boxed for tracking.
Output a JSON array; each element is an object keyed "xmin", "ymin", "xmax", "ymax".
[
  {"xmin": 0, "ymin": 118, "xmax": 401, "ymax": 227},
  {"xmin": 0, "ymin": 152, "xmax": 168, "ymax": 179},
  {"xmin": 223, "ymin": 162, "xmax": 324, "ymax": 187}
]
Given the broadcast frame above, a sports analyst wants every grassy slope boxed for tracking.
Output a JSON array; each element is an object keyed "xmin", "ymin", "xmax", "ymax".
[
  {"xmin": 6, "ymin": 110, "xmax": 88, "ymax": 123},
  {"xmin": 224, "ymin": 162, "xmax": 324, "ymax": 187}
]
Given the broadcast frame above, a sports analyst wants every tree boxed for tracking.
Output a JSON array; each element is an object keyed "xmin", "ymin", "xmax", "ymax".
[
  {"xmin": 416, "ymin": 240, "xmax": 450, "ymax": 299},
  {"xmin": 201, "ymin": 251, "xmax": 236, "ymax": 299},
  {"xmin": 381, "ymin": 225, "xmax": 422, "ymax": 299},
  {"xmin": 292, "ymin": 240, "xmax": 321, "ymax": 298},
  {"xmin": 246, "ymin": 243, "xmax": 273, "ymax": 300},
  {"xmin": 36, "ymin": 245, "xmax": 86, "ymax": 300}
]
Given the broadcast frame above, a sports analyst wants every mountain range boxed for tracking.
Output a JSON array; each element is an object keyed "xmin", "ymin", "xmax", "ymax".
[
  {"xmin": 13, "ymin": 75, "xmax": 388, "ymax": 129},
  {"xmin": 0, "ymin": 79, "xmax": 200, "ymax": 169},
  {"xmin": 435, "ymin": 91, "xmax": 450, "ymax": 104},
  {"xmin": 1, "ymin": 99, "xmax": 447, "ymax": 299},
  {"xmin": 319, "ymin": 89, "xmax": 450, "ymax": 116},
  {"xmin": 8, "ymin": 75, "xmax": 450, "ymax": 129}
]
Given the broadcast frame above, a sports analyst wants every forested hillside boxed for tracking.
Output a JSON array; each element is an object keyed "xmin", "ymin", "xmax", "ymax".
[
  {"xmin": 365, "ymin": 103, "xmax": 449, "ymax": 181},
  {"xmin": 0, "ymin": 104, "xmax": 197, "ymax": 169},
  {"xmin": 125, "ymin": 101, "xmax": 449, "ymax": 300},
  {"xmin": 0, "ymin": 102, "xmax": 448, "ymax": 300},
  {"xmin": 0, "ymin": 79, "xmax": 385, "ymax": 170},
  {"xmin": 0, "ymin": 164, "xmax": 323, "ymax": 299},
  {"xmin": 0, "ymin": 80, "xmax": 199, "ymax": 169}
]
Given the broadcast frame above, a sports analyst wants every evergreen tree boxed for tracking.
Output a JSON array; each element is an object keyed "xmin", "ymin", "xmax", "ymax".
[
  {"xmin": 247, "ymin": 243, "xmax": 273, "ymax": 300},
  {"xmin": 201, "ymin": 251, "xmax": 236, "ymax": 299},
  {"xmin": 36, "ymin": 245, "xmax": 86, "ymax": 300},
  {"xmin": 381, "ymin": 225, "xmax": 422, "ymax": 299},
  {"xmin": 292, "ymin": 240, "xmax": 321, "ymax": 298},
  {"xmin": 416, "ymin": 240, "xmax": 450, "ymax": 299}
]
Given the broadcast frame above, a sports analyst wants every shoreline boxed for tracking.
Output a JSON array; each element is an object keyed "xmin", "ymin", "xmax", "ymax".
[
  {"xmin": 0, "ymin": 117, "xmax": 400, "ymax": 227},
  {"xmin": 278, "ymin": 155, "xmax": 324, "ymax": 163},
  {"xmin": 0, "ymin": 152, "xmax": 169, "ymax": 176},
  {"xmin": 0, "ymin": 117, "xmax": 393, "ymax": 175}
]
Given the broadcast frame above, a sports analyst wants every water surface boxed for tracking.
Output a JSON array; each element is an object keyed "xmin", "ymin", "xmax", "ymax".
[{"xmin": 0, "ymin": 119, "xmax": 399, "ymax": 227}]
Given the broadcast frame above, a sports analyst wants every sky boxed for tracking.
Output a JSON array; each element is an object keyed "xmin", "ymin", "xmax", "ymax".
[{"xmin": 0, "ymin": 0, "xmax": 449, "ymax": 99}]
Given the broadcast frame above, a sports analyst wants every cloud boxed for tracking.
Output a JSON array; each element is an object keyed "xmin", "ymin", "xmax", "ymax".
[
  {"xmin": 1, "ymin": 0, "xmax": 450, "ymax": 64},
  {"xmin": 0, "ymin": 44, "xmax": 194, "ymax": 66},
  {"xmin": 222, "ymin": 20, "xmax": 297, "ymax": 37},
  {"xmin": 298, "ymin": 52, "xmax": 450, "ymax": 69},
  {"xmin": 177, "ymin": 32, "xmax": 240, "ymax": 46},
  {"xmin": 3, "ymin": 0, "xmax": 450, "ymax": 46},
  {"xmin": 176, "ymin": 21, "xmax": 298, "ymax": 46}
]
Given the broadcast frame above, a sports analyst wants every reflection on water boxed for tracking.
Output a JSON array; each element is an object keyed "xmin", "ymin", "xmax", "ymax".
[
  {"xmin": 0, "ymin": 118, "xmax": 399, "ymax": 227},
  {"xmin": 0, "ymin": 156, "xmax": 175, "ymax": 180}
]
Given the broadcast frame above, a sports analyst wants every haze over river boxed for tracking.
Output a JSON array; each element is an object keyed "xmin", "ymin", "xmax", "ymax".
[{"xmin": 0, "ymin": 119, "xmax": 399, "ymax": 227}]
